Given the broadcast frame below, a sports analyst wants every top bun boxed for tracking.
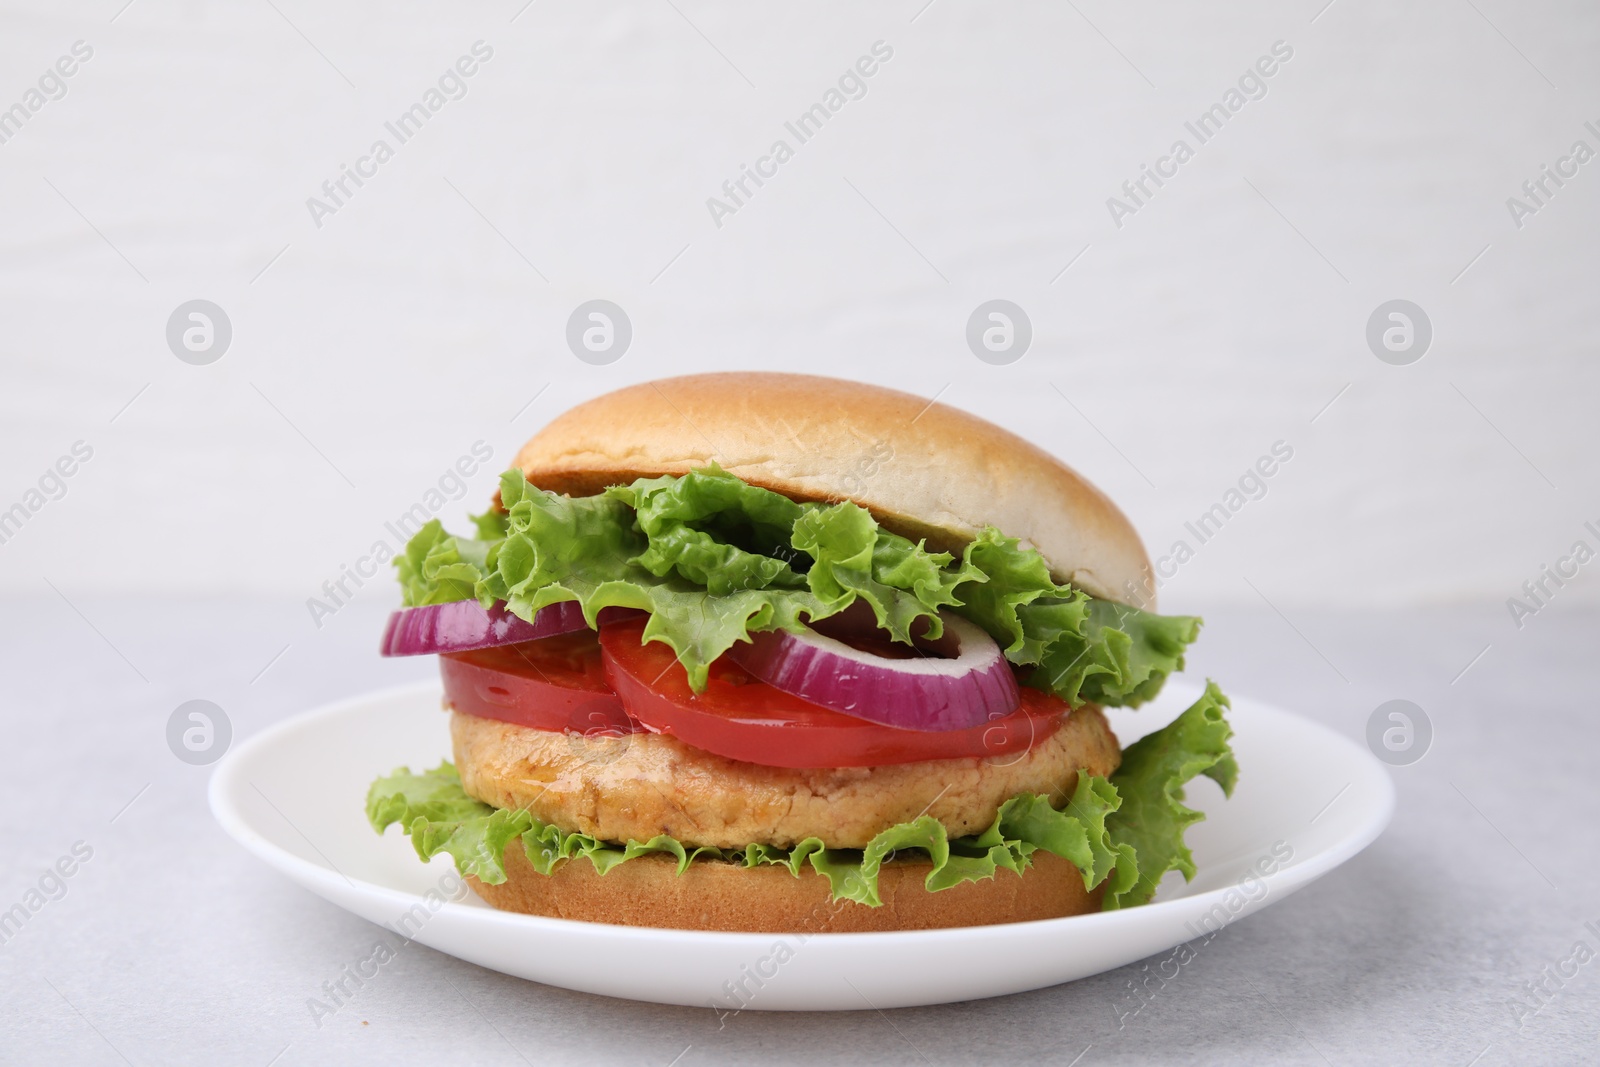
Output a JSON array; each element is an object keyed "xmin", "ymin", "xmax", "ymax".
[{"xmin": 514, "ymin": 373, "xmax": 1152, "ymax": 605}]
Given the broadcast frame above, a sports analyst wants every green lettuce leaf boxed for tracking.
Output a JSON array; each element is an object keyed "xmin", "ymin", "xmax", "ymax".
[
  {"xmin": 395, "ymin": 465, "xmax": 1199, "ymax": 706},
  {"xmin": 365, "ymin": 760, "xmax": 536, "ymax": 882},
  {"xmin": 605, "ymin": 469, "xmax": 808, "ymax": 596},
  {"xmin": 367, "ymin": 763, "xmax": 1129, "ymax": 907},
  {"xmin": 365, "ymin": 762, "xmax": 725, "ymax": 883},
  {"xmin": 789, "ymin": 502, "xmax": 976, "ymax": 644},
  {"xmin": 953, "ymin": 527, "xmax": 1092, "ymax": 663},
  {"xmin": 396, "ymin": 519, "xmax": 492, "ymax": 607},
  {"xmin": 1103, "ymin": 681, "xmax": 1240, "ymax": 909},
  {"xmin": 491, "ymin": 470, "xmax": 818, "ymax": 687},
  {"xmin": 1043, "ymin": 600, "xmax": 1204, "ymax": 708},
  {"xmin": 951, "ymin": 529, "xmax": 1198, "ymax": 707}
]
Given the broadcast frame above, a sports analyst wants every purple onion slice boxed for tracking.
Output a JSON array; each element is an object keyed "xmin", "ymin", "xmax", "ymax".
[
  {"xmin": 728, "ymin": 611, "xmax": 1019, "ymax": 731},
  {"xmin": 380, "ymin": 599, "xmax": 588, "ymax": 657}
]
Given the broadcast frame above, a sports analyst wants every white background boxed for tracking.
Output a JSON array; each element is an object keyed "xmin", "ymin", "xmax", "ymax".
[
  {"xmin": 2, "ymin": 1, "xmax": 1597, "ymax": 621},
  {"xmin": 3, "ymin": 5, "xmax": 1599, "ymax": 1064}
]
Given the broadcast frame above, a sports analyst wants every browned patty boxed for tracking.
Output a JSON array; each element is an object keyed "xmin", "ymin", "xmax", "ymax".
[{"xmin": 451, "ymin": 704, "xmax": 1121, "ymax": 850}]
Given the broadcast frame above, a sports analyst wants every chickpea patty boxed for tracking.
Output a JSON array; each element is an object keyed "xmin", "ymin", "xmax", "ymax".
[{"xmin": 451, "ymin": 704, "xmax": 1121, "ymax": 850}]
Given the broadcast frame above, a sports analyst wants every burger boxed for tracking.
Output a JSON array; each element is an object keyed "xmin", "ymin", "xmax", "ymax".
[{"xmin": 367, "ymin": 372, "xmax": 1237, "ymax": 933}]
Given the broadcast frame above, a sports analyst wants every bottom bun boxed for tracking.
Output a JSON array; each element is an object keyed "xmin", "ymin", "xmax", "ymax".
[{"xmin": 466, "ymin": 843, "xmax": 1104, "ymax": 932}]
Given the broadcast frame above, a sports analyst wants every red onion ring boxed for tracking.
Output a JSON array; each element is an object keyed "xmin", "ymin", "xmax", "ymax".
[
  {"xmin": 728, "ymin": 611, "xmax": 1019, "ymax": 731},
  {"xmin": 380, "ymin": 600, "xmax": 588, "ymax": 657}
]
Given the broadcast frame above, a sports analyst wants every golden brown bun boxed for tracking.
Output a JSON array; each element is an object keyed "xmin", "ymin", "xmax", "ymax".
[
  {"xmin": 467, "ymin": 846, "xmax": 1103, "ymax": 932},
  {"xmin": 452, "ymin": 705, "xmax": 1121, "ymax": 850},
  {"xmin": 514, "ymin": 373, "xmax": 1152, "ymax": 604}
]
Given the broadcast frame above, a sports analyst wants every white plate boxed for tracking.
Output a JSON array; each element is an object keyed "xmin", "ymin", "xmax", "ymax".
[{"xmin": 209, "ymin": 679, "xmax": 1392, "ymax": 1011}]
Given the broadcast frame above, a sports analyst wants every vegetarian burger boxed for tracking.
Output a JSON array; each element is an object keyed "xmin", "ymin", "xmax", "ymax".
[{"xmin": 368, "ymin": 372, "xmax": 1238, "ymax": 933}]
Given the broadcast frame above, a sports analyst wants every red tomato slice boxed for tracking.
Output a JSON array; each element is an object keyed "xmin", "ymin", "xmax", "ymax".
[
  {"xmin": 598, "ymin": 616, "xmax": 1066, "ymax": 769},
  {"xmin": 439, "ymin": 631, "xmax": 636, "ymax": 737}
]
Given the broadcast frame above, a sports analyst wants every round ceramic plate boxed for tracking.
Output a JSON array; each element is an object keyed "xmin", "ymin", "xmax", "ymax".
[{"xmin": 209, "ymin": 679, "xmax": 1392, "ymax": 1011}]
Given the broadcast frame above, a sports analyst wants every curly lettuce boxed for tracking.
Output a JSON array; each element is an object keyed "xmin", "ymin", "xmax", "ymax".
[
  {"xmin": 396, "ymin": 465, "xmax": 1197, "ymax": 706},
  {"xmin": 1102, "ymin": 681, "xmax": 1238, "ymax": 908}
]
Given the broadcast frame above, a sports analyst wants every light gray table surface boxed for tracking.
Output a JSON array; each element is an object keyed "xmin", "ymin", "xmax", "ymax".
[{"xmin": 1, "ymin": 596, "xmax": 1594, "ymax": 1066}]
